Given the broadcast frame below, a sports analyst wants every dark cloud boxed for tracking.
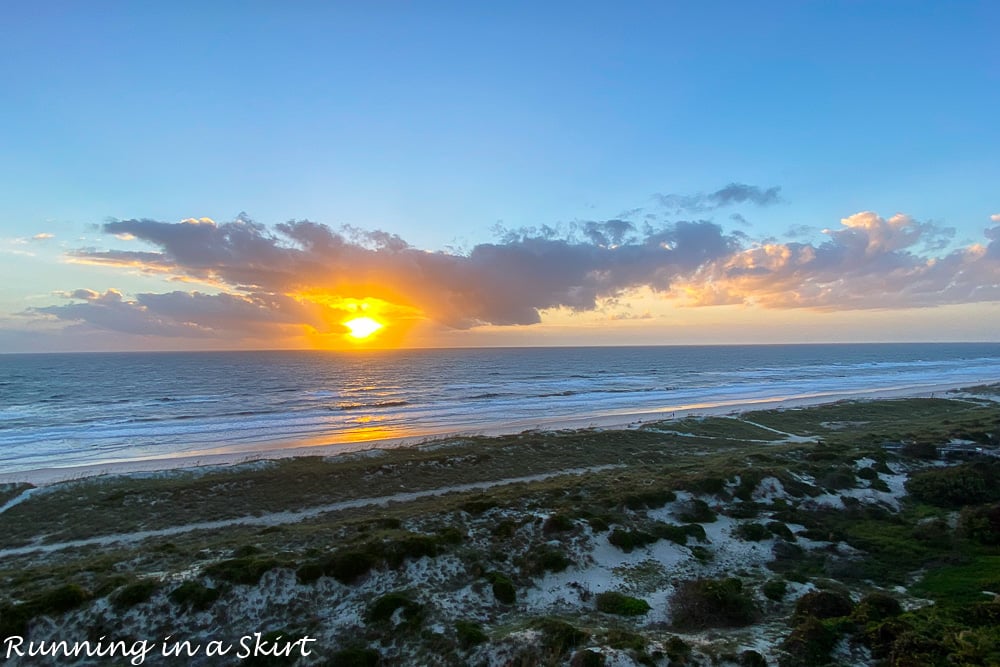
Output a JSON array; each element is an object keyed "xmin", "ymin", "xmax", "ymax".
[
  {"xmin": 656, "ymin": 182, "xmax": 782, "ymax": 213},
  {"xmin": 66, "ymin": 216, "xmax": 739, "ymax": 330}
]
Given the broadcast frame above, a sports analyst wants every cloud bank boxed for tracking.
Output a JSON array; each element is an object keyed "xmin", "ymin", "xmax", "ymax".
[{"xmin": 29, "ymin": 199, "xmax": 1000, "ymax": 342}]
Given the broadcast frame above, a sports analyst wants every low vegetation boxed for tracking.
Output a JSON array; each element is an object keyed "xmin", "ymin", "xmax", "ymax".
[{"xmin": 0, "ymin": 391, "xmax": 998, "ymax": 665}]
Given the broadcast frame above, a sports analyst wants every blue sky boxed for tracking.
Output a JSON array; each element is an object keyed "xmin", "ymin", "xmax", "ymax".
[{"xmin": 2, "ymin": 2, "xmax": 998, "ymax": 350}]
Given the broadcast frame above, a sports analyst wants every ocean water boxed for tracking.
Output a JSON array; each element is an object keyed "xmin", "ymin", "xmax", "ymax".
[{"xmin": 1, "ymin": 343, "xmax": 999, "ymax": 474}]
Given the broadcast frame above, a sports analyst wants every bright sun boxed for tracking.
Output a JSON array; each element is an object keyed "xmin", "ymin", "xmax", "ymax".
[{"xmin": 343, "ymin": 316, "xmax": 384, "ymax": 340}]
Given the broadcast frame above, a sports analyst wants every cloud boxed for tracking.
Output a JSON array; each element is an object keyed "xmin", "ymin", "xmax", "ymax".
[
  {"xmin": 992, "ymin": 213, "xmax": 1000, "ymax": 223},
  {"xmin": 31, "ymin": 233, "xmax": 55, "ymax": 241},
  {"xmin": 674, "ymin": 212, "xmax": 999, "ymax": 309},
  {"xmin": 65, "ymin": 216, "xmax": 740, "ymax": 330},
  {"xmin": 28, "ymin": 203, "xmax": 1000, "ymax": 344},
  {"xmin": 656, "ymin": 183, "xmax": 782, "ymax": 213}
]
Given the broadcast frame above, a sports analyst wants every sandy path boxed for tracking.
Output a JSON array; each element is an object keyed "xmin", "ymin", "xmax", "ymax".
[{"xmin": 0, "ymin": 464, "xmax": 620, "ymax": 558}]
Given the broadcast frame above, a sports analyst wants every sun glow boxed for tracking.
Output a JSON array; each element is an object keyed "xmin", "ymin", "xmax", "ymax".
[{"xmin": 344, "ymin": 316, "xmax": 384, "ymax": 339}]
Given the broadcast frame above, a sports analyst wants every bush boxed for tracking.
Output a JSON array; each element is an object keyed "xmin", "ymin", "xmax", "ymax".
[
  {"xmin": 112, "ymin": 580, "xmax": 158, "ymax": 609},
  {"xmin": 739, "ymin": 650, "xmax": 767, "ymax": 667},
  {"xmin": 762, "ymin": 578, "xmax": 788, "ymax": 601},
  {"xmin": 318, "ymin": 550, "xmax": 378, "ymax": 585},
  {"xmin": 570, "ymin": 649, "xmax": 606, "ymax": 666},
  {"xmin": 605, "ymin": 629, "xmax": 645, "ymax": 651},
  {"xmin": 675, "ymin": 499, "xmax": 717, "ymax": 523},
  {"xmin": 542, "ymin": 513, "xmax": 575, "ymax": 535},
  {"xmin": 485, "ymin": 572, "xmax": 516, "ymax": 604},
  {"xmin": 690, "ymin": 476, "xmax": 727, "ymax": 495},
  {"xmin": 366, "ymin": 592, "xmax": 422, "ymax": 627},
  {"xmin": 852, "ymin": 592, "xmax": 902, "ymax": 624},
  {"xmin": 856, "ymin": 467, "xmax": 879, "ymax": 480},
  {"xmin": 203, "ymin": 557, "xmax": 280, "ymax": 585},
  {"xmin": 326, "ymin": 647, "xmax": 381, "ymax": 666},
  {"xmin": 595, "ymin": 591, "xmax": 651, "ymax": 616},
  {"xmin": 608, "ymin": 528, "xmax": 658, "ymax": 553},
  {"xmin": 33, "ymin": 584, "xmax": 90, "ymax": 615},
  {"xmin": 767, "ymin": 521, "xmax": 795, "ymax": 541},
  {"xmin": 792, "ymin": 590, "xmax": 853, "ymax": 622},
  {"xmin": 869, "ymin": 478, "xmax": 891, "ymax": 492},
  {"xmin": 736, "ymin": 522, "xmax": 770, "ymax": 542},
  {"xmin": 819, "ymin": 468, "xmax": 856, "ymax": 491},
  {"xmin": 906, "ymin": 462, "xmax": 1000, "ymax": 507},
  {"xmin": 520, "ymin": 544, "xmax": 572, "ymax": 575},
  {"xmin": 651, "ymin": 522, "xmax": 690, "ymax": 545},
  {"xmin": 958, "ymin": 502, "xmax": 1000, "ymax": 545},
  {"xmin": 531, "ymin": 618, "xmax": 589, "ymax": 657},
  {"xmin": 169, "ymin": 581, "xmax": 220, "ymax": 612},
  {"xmin": 455, "ymin": 620, "xmax": 487, "ymax": 648},
  {"xmin": 623, "ymin": 488, "xmax": 676, "ymax": 510},
  {"xmin": 779, "ymin": 616, "xmax": 837, "ymax": 667},
  {"xmin": 670, "ymin": 578, "xmax": 760, "ymax": 629}
]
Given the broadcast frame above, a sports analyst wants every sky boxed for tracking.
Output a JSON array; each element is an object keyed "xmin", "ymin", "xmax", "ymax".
[{"xmin": 1, "ymin": 1, "xmax": 998, "ymax": 351}]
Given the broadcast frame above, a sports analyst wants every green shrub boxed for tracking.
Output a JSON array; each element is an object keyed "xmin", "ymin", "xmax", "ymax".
[
  {"xmin": 326, "ymin": 647, "xmax": 381, "ymax": 666},
  {"xmin": 665, "ymin": 636, "xmax": 691, "ymax": 662},
  {"xmin": 570, "ymin": 649, "xmax": 605, "ymax": 666},
  {"xmin": 690, "ymin": 545, "xmax": 713, "ymax": 563},
  {"xmin": 767, "ymin": 521, "xmax": 796, "ymax": 541},
  {"xmin": 869, "ymin": 477, "xmax": 891, "ymax": 492},
  {"xmin": 651, "ymin": 522, "xmax": 690, "ymax": 545},
  {"xmin": 33, "ymin": 584, "xmax": 90, "ymax": 615},
  {"xmin": 203, "ymin": 557, "xmax": 280, "ymax": 585},
  {"xmin": 856, "ymin": 467, "xmax": 878, "ymax": 480},
  {"xmin": 958, "ymin": 502, "xmax": 1000, "ymax": 545},
  {"xmin": 683, "ymin": 523, "xmax": 707, "ymax": 541},
  {"xmin": 366, "ymin": 592, "xmax": 422, "ymax": 627},
  {"xmin": 112, "ymin": 580, "xmax": 158, "ymax": 609},
  {"xmin": 670, "ymin": 578, "xmax": 760, "ymax": 629},
  {"xmin": 605, "ymin": 628, "xmax": 645, "ymax": 651},
  {"xmin": 675, "ymin": 499, "xmax": 717, "ymax": 523},
  {"xmin": 735, "ymin": 522, "xmax": 770, "ymax": 542},
  {"xmin": 779, "ymin": 616, "xmax": 838, "ymax": 667},
  {"xmin": 690, "ymin": 477, "xmax": 727, "ymax": 495},
  {"xmin": 739, "ymin": 649, "xmax": 767, "ymax": 667},
  {"xmin": 543, "ymin": 513, "xmax": 575, "ymax": 535},
  {"xmin": 455, "ymin": 620, "xmax": 487, "ymax": 648},
  {"xmin": 320, "ymin": 550, "xmax": 378, "ymax": 585},
  {"xmin": 520, "ymin": 544, "xmax": 572, "ymax": 575},
  {"xmin": 586, "ymin": 515, "xmax": 610, "ymax": 533},
  {"xmin": 852, "ymin": 591, "xmax": 902, "ymax": 624},
  {"xmin": 792, "ymin": 590, "xmax": 853, "ymax": 622},
  {"xmin": 608, "ymin": 528, "xmax": 658, "ymax": 553},
  {"xmin": 295, "ymin": 561, "xmax": 325, "ymax": 584},
  {"xmin": 485, "ymin": 572, "xmax": 516, "ymax": 604},
  {"xmin": 595, "ymin": 591, "xmax": 651, "ymax": 616},
  {"xmin": 531, "ymin": 618, "xmax": 589, "ymax": 657},
  {"xmin": 762, "ymin": 578, "xmax": 788, "ymax": 601},
  {"xmin": 905, "ymin": 461, "xmax": 1000, "ymax": 507},
  {"xmin": 623, "ymin": 488, "xmax": 676, "ymax": 510},
  {"xmin": 819, "ymin": 468, "xmax": 856, "ymax": 491},
  {"xmin": 461, "ymin": 498, "xmax": 498, "ymax": 515},
  {"xmin": 169, "ymin": 581, "xmax": 220, "ymax": 612}
]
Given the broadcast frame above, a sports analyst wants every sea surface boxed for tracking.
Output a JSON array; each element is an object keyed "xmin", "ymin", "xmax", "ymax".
[{"xmin": 2, "ymin": 343, "xmax": 1000, "ymax": 474}]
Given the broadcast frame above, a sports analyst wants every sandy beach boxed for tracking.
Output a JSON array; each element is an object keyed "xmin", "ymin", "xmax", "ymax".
[{"xmin": 1, "ymin": 379, "xmax": 982, "ymax": 487}]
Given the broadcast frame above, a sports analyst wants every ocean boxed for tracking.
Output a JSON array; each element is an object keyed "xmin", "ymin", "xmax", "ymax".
[{"xmin": 1, "ymin": 343, "xmax": 999, "ymax": 474}]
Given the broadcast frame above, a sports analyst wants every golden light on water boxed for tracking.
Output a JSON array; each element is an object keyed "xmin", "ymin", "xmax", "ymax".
[{"xmin": 343, "ymin": 316, "xmax": 384, "ymax": 339}]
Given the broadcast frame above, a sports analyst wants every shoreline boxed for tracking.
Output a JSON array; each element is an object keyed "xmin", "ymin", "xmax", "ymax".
[{"xmin": 0, "ymin": 379, "xmax": 989, "ymax": 486}]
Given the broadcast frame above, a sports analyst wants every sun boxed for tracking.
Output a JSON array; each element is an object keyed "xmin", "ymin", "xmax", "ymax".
[{"xmin": 343, "ymin": 316, "xmax": 384, "ymax": 340}]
